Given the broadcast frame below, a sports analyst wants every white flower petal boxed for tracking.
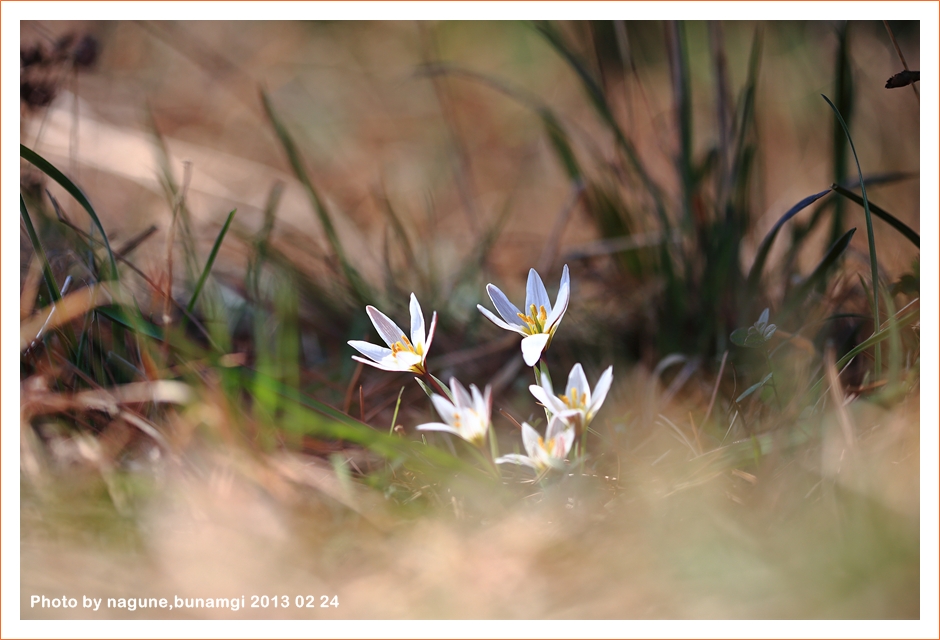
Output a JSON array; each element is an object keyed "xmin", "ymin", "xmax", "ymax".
[
  {"xmin": 470, "ymin": 384, "xmax": 486, "ymax": 415},
  {"xmin": 409, "ymin": 293, "xmax": 426, "ymax": 348},
  {"xmin": 486, "ymin": 283, "xmax": 524, "ymax": 325},
  {"xmin": 352, "ymin": 355, "xmax": 407, "ymax": 372},
  {"xmin": 348, "ymin": 340, "xmax": 392, "ymax": 362},
  {"xmin": 589, "ymin": 365, "xmax": 614, "ymax": 414},
  {"xmin": 425, "ymin": 311, "xmax": 438, "ymax": 351},
  {"xmin": 520, "ymin": 422, "xmax": 541, "ymax": 458},
  {"xmin": 416, "ymin": 422, "xmax": 463, "ymax": 437},
  {"xmin": 495, "ymin": 453, "xmax": 538, "ymax": 468},
  {"xmin": 566, "ymin": 363, "xmax": 590, "ymax": 402},
  {"xmin": 460, "ymin": 407, "xmax": 488, "ymax": 442},
  {"xmin": 525, "ymin": 268, "xmax": 551, "ymax": 313},
  {"xmin": 449, "ymin": 378, "xmax": 473, "ymax": 410},
  {"xmin": 558, "ymin": 264, "xmax": 570, "ymax": 297},
  {"xmin": 555, "ymin": 423, "xmax": 576, "ymax": 459},
  {"xmin": 521, "ymin": 333, "xmax": 551, "ymax": 366},
  {"xmin": 388, "ymin": 351, "xmax": 422, "ymax": 370},
  {"xmin": 366, "ymin": 305, "xmax": 407, "ymax": 348},
  {"xmin": 545, "ymin": 267, "xmax": 570, "ymax": 329},
  {"xmin": 545, "ymin": 413, "xmax": 572, "ymax": 442},
  {"xmin": 529, "ymin": 384, "xmax": 567, "ymax": 416},
  {"xmin": 478, "ymin": 304, "xmax": 526, "ymax": 334},
  {"xmin": 430, "ymin": 393, "xmax": 458, "ymax": 424}
]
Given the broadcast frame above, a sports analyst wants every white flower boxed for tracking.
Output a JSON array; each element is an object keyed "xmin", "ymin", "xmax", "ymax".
[
  {"xmin": 495, "ymin": 415, "xmax": 575, "ymax": 471},
  {"xmin": 348, "ymin": 293, "xmax": 437, "ymax": 374},
  {"xmin": 529, "ymin": 363, "xmax": 613, "ymax": 434},
  {"xmin": 416, "ymin": 378, "xmax": 492, "ymax": 447},
  {"xmin": 477, "ymin": 265, "xmax": 570, "ymax": 366}
]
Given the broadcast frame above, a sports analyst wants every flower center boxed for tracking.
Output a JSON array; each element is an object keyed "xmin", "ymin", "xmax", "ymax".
[
  {"xmin": 517, "ymin": 304, "xmax": 548, "ymax": 335},
  {"xmin": 559, "ymin": 386, "xmax": 588, "ymax": 410},
  {"xmin": 390, "ymin": 334, "xmax": 422, "ymax": 357}
]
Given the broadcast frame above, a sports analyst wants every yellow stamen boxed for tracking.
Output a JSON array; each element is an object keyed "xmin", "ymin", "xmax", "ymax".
[
  {"xmin": 391, "ymin": 334, "xmax": 419, "ymax": 356},
  {"xmin": 517, "ymin": 304, "xmax": 549, "ymax": 335}
]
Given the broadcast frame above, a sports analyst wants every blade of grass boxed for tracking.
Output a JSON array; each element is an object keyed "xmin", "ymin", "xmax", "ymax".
[
  {"xmin": 788, "ymin": 227, "xmax": 856, "ymax": 306},
  {"xmin": 728, "ymin": 24, "xmax": 763, "ymax": 218},
  {"xmin": 21, "ymin": 144, "xmax": 118, "ymax": 280},
  {"xmin": 746, "ymin": 189, "xmax": 832, "ymax": 292},
  {"xmin": 247, "ymin": 181, "xmax": 283, "ymax": 299},
  {"xmin": 20, "ymin": 195, "xmax": 60, "ymax": 304},
  {"xmin": 823, "ymin": 93, "xmax": 881, "ymax": 377},
  {"xmin": 260, "ymin": 89, "xmax": 373, "ymax": 305},
  {"xmin": 809, "ymin": 305, "xmax": 919, "ymax": 397},
  {"xmin": 830, "ymin": 184, "xmax": 919, "ymax": 248},
  {"xmin": 20, "ymin": 285, "xmax": 112, "ymax": 352},
  {"xmin": 186, "ymin": 208, "xmax": 236, "ymax": 316},
  {"xmin": 533, "ymin": 22, "xmax": 671, "ymax": 234},
  {"xmin": 147, "ymin": 108, "xmax": 200, "ymax": 280},
  {"xmin": 667, "ymin": 21, "xmax": 694, "ymax": 227},
  {"xmin": 829, "ymin": 23, "xmax": 854, "ymax": 249},
  {"xmin": 245, "ymin": 367, "xmax": 494, "ymax": 481},
  {"xmin": 882, "ymin": 281, "xmax": 901, "ymax": 391}
]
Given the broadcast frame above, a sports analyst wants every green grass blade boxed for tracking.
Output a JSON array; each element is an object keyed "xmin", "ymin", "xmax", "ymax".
[
  {"xmin": 187, "ymin": 209, "xmax": 236, "ymax": 316},
  {"xmin": 788, "ymin": 227, "xmax": 856, "ymax": 307},
  {"xmin": 21, "ymin": 144, "xmax": 118, "ymax": 280},
  {"xmin": 882, "ymin": 282, "xmax": 901, "ymax": 391},
  {"xmin": 746, "ymin": 189, "xmax": 832, "ymax": 292},
  {"xmin": 146, "ymin": 108, "xmax": 200, "ymax": 280},
  {"xmin": 20, "ymin": 195, "xmax": 60, "ymax": 304},
  {"xmin": 830, "ymin": 184, "xmax": 919, "ymax": 248},
  {"xmin": 377, "ymin": 191, "xmax": 420, "ymax": 279},
  {"xmin": 736, "ymin": 372, "xmax": 773, "ymax": 403},
  {"xmin": 667, "ymin": 21, "xmax": 694, "ymax": 226},
  {"xmin": 729, "ymin": 25, "xmax": 763, "ymax": 217},
  {"xmin": 245, "ymin": 367, "xmax": 493, "ymax": 481},
  {"xmin": 823, "ymin": 94, "xmax": 881, "ymax": 376},
  {"xmin": 533, "ymin": 22, "xmax": 671, "ymax": 234},
  {"xmin": 95, "ymin": 305, "xmax": 164, "ymax": 341},
  {"xmin": 809, "ymin": 305, "xmax": 919, "ymax": 397},
  {"xmin": 829, "ymin": 23, "xmax": 854, "ymax": 249},
  {"xmin": 260, "ymin": 89, "xmax": 373, "ymax": 305}
]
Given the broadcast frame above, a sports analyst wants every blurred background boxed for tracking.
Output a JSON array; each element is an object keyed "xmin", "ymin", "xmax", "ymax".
[{"xmin": 19, "ymin": 20, "xmax": 921, "ymax": 620}]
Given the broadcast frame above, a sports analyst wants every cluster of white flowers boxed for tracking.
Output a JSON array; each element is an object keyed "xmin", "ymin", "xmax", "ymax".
[{"xmin": 348, "ymin": 265, "xmax": 612, "ymax": 475}]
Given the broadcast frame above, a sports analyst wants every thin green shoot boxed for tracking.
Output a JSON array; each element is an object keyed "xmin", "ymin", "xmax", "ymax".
[
  {"xmin": 20, "ymin": 195, "xmax": 60, "ymax": 304},
  {"xmin": 21, "ymin": 144, "xmax": 119, "ymax": 281},
  {"xmin": 830, "ymin": 184, "xmax": 919, "ymax": 248},
  {"xmin": 389, "ymin": 386, "xmax": 405, "ymax": 436},
  {"xmin": 186, "ymin": 208, "xmax": 236, "ymax": 317},
  {"xmin": 822, "ymin": 94, "xmax": 881, "ymax": 377}
]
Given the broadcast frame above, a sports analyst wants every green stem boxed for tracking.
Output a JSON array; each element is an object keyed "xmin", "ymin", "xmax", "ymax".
[{"xmin": 422, "ymin": 370, "xmax": 450, "ymax": 397}]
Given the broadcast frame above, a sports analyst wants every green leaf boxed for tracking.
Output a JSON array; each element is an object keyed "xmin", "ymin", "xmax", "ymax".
[
  {"xmin": 21, "ymin": 144, "xmax": 118, "ymax": 280},
  {"xmin": 260, "ymin": 90, "xmax": 373, "ymax": 305},
  {"xmin": 809, "ymin": 306, "xmax": 919, "ymax": 397},
  {"xmin": 187, "ymin": 209, "xmax": 236, "ymax": 316},
  {"xmin": 830, "ymin": 184, "xmax": 919, "ymax": 248},
  {"xmin": 823, "ymin": 93, "xmax": 880, "ymax": 376},
  {"xmin": 787, "ymin": 227, "xmax": 856, "ymax": 308},
  {"xmin": 736, "ymin": 372, "xmax": 773, "ymax": 403},
  {"xmin": 731, "ymin": 327, "xmax": 767, "ymax": 349},
  {"xmin": 746, "ymin": 189, "xmax": 832, "ymax": 292},
  {"xmin": 20, "ymin": 195, "xmax": 60, "ymax": 304}
]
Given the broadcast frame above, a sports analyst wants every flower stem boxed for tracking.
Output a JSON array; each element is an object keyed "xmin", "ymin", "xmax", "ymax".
[{"xmin": 422, "ymin": 370, "xmax": 449, "ymax": 398}]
